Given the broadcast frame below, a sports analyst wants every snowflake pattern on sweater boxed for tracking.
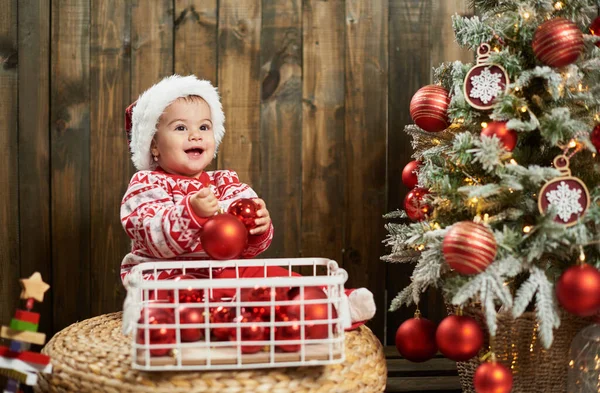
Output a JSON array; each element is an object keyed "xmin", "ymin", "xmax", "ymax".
[{"xmin": 120, "ymin": 168, "xmax": 273, "ymax": 281}]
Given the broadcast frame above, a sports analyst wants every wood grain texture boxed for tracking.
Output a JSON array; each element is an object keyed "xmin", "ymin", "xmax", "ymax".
[
  {"xmin": 217, "ymin": 0, "xmax": 262, "ymax": 187},
  {"xmin": 0, "ymin": 0, "xmax": 20, "ymax": 328},
  {"xmin": 18, "ymin": 0, "xmax": 52, "ymax": 334},
  {"xmin": 50, "ymin": 0, "xmax": 91, "ymax": 332},
  {"xmin": 131, "ymin": 0, "xmax": 174, "ymax": 98},
  {"xmin": 89, "ymin": 0, "xmax": 131, "ymax": 316},
  {"xmin": 345, "ymin": 0, "xmax": 388, "ymax": 340},
  {"xmin": 301, "ymin": 0, "xmax": 345, "ymax": 273},
  {"xmin": 259, "ymin": 0, "xmax": 302, "ymax": 258},
  {"xmin": 174, "ymin": 0, "xmax": 217, "ymax": 172}
]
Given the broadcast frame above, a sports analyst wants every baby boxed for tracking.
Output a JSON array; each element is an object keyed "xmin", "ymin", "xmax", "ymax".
[{"xmin": 120, "ymin": 75, "xmax": 375, "ymax": 328}]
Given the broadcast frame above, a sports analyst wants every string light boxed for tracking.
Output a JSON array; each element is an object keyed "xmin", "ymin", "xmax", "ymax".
[
  {"xmin": 554, "ymin": 1, "xmax": 564, "ymax": 10},
  {"xmin": 514, "ymin": 86, "xmax": 521, "ymax": 92},
  {"xmin": 520, "ymin": 105, "xmax": 528, "ymax": 112},
  {"xmin": 417, "ymin": 244, "xmax": 425, "ymax": 251},
  {"xmin": 483, "ymin": 213, "xmax": 490, "ymax": 222},
  {"xmin": 523, "ymin": 225, "xmax": 533, "ymax": 234},
  {"xmin": 493, "ymin": 46, "xmax": 500, "ymax": 52},
  {"xmin": 523, "ymin": 12, "xmax": 531, "ymax": 19},
  {"xmin": 509, "ymin": 158, "xmax": 518, "ymax": 165},
  {"xmin": 568, "ymin": 139, "xmax": 577, "ymax": 148},
  {"xmin": 481, "ymin": 122, "xmax": 488, "ymax": 128}
]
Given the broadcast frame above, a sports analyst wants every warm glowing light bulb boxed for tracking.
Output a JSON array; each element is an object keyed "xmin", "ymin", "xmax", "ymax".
[
  {"xmin": 417, "ymin": 244, "xmax": 425, "ymax": 251},
  {"xmin": 568, "ymin": 139, "xmax": 577, "ymax": 148},
  {"xmin": 523, "ymin": 12, "xmax": 530, "ymax": 19},
  {"xmin": 523, "ymin": 225, "xmax": 533, "ymax": 234},
  {"xmin": 554, "ymin": 1, "xmax": 564, "ymax": 10},
  {"xmin": 481, "ymin": 122, "xmax": 488, "ymax": 128},
  {"xmin": 509, "ymin": 159, "xmax": 518, "ymax": 165},
  {"xmin": 520, "ymin": 106, "xmax": 528, "ymax": 112}
]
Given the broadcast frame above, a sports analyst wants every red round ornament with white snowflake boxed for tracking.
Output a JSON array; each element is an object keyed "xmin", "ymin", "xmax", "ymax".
[
  {"xmin": 464, "ymin": 44, "xmax": 509, "ymax": 110},
  {"xmin": 538, "ymin": 155, "xmax": 590, "ymax": 227}
]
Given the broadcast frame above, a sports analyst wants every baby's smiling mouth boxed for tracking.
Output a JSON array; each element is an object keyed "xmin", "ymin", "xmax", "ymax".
[{"xmin": 185, "ymin": 147, "xmax": 204, "ymax": 157}]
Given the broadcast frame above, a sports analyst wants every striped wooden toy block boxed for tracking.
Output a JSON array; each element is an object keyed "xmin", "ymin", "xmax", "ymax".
[
  {"xmin": 9, "ymin": 319, "xmax": 38, "ymax": 333},
  {"xmin": 13, "ymin": 310, "xmax": 40, "ymax": 325}
]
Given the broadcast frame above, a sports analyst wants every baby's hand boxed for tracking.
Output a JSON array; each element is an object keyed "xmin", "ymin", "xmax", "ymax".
[
  {"xmin": 191, "ymin": 188, "xmax": 219, "ymax": 218},
  {"xmin": 250, "ymin": 198, "xmax": 271, "ymax": 235}
]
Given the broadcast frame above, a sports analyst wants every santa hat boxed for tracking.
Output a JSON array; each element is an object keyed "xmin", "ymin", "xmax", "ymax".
[{"xmin": 125, "ymin": 75, "xmax": 225, "ymax": 171}]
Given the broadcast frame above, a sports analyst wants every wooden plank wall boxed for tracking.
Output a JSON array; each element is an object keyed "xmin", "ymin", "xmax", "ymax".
[{"xmin": 0, "ymin": 0, "xmax": 472, "ymax": 345}]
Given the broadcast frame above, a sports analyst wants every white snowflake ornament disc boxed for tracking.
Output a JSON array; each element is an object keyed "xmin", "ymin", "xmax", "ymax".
[
  {"xmin": 464, "ymin": 43, "xmax": 509, "ymax": 110},
  {"xmin": 538, "ymin": 155, "xmax": 590, "ymax": 226}
]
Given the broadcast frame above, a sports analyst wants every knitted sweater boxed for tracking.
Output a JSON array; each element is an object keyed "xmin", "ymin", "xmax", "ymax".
[{"xmin": 120, "ymin": 168, "xmax": 273, "ymax": 281}]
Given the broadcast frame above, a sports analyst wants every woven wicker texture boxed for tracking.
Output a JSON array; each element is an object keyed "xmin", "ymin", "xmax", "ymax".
[
  {"xmin": 456, "ymin": 308, "xmax": 589, "ymax": 393},
  {"xmin": 35, "ymin": 312, "xmax": 386, "ymax": 393}
]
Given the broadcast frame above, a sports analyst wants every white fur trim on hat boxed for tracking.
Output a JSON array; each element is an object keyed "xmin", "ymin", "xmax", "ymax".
[{"xmin": 130, "ymin": 74, "xmax": 225, "ymax": 171}]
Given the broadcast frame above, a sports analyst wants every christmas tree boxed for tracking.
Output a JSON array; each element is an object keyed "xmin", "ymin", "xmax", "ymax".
[{"xmin": 385, "ymin": 0, "xmax": 600, "ymax": 388}]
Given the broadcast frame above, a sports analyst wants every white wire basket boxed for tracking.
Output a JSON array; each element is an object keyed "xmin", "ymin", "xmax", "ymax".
[{"xmin": 122, "ymin": 258, "xmax": 349, "ymax": 371}]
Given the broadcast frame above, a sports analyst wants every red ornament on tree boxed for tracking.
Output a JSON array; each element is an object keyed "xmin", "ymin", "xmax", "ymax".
[
  {"xmin": 230, "ymin": 312, "xmax": 266, "ymax": 354},
  {"xmin": 591, "ymin": 124, "xmax": 600, "ymax": 152},
  {"xmin": 178, "ymin": 306, "xmax": 205, "ymax": 342},
  {"xmin": 394, "ymin": 313, "xmax": 438, "ymax": 363},
  {"xmin": 402, "ymin": 160, "xmax": 421, "ymax": 189},
  {"xmin": 286, "ymin": 287, "xmax": 337, "ymax": 339},
  {"xmin": 589, "ymin": 16, "xmax": 600, "ymax": 48},
  {"xmin": 556, "ymin": 264, "xmax": 600, "ymax": 317},
  {"xmin": 532, "ymin": 18, "xmax": 584, "ymax": 68},
  {"xmin": 409, "ymin": 85, "xmax": 450, "ymax": 133},
  {"xmin": 436, "ymin": 315, "xmax": 484, "ymax": 361},
  {"xmin": 474, "ymin": 361, "xmax": 513, "ymax": 393},
  {"xmin": 443, "ymin": 222, "xmax": 497, "ymax": 275},
  {"xmin": 136, "ymin": 307, "xmax": 176, "ymax": 356},
  {"xmin": 210, "ymin": 306, "xmax": 235, "ymax": 341},
  {"xmin": 404, "ymin": 187, "xmax": 432, "ymax": 222},
  {"xmin": 481, "ymin": 121, "xmax": 518, "ymax": 152},
  {"xmin": 200, "ymin": 213, "xmax": 248, "ymax": 260},
  {"xmin": 227, "ymin": 198, "xmax": 259, "ymax": 230},
  {"xmin": 275, "ymin": 314, "xmax": 302, "ymax": 352}
]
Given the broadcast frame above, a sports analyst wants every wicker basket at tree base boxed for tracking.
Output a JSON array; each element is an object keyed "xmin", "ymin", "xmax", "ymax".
[
  {"xmin": 456, "ymin": 308, "xmax": 589, "ymax": 393},
  {"xmin": 35, "ymin": 312, "xmax": 387, "ymax": 393}
]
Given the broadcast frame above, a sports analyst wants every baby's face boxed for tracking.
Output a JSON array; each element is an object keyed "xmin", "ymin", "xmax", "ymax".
[{"xmin": 152, "ymin": 97, "xmax": 215, "ymax": 178}]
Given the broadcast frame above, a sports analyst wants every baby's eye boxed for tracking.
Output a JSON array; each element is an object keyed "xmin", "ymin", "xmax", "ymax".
[
  {"xmin": 200, "ymin": 124, "xmax": 211, "ymax": 131},
  {"xmin": 175, "ymin": 124, "xmax": 186, "ymax": 131}
]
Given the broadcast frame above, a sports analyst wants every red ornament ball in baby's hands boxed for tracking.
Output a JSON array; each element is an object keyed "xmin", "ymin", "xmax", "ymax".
[
  {"xmin": 228, "ymin": 198, "xmax": 259, "ymax": 230},
  {"xmin": 200, "ymin": 213, "xmax": 248, "ymax": 260}
]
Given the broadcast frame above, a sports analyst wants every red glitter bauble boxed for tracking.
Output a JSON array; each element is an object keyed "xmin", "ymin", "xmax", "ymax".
[
  {"xmin": 436, "ymin": 315, "xmax": 484, "ymax": 362},
  {"xmin": 532, "ymin": 18, "xmax": 584, "ymax": 67},
  {"xmin": 481, "ymin": 121, "xmax": 518, "ymax": 152},
  {"xmin": 178, "ymin": 306, "xmax": 206, "ymax": 342},
  {"xmin": 275, "ymin": 314, "xmax": 302, "ymax": 352},
  {"xmin": 591, "ymin": 124, "xmax": 600, "ymax": 152},
  {"xmin": 589, "ymin": 16, "xmax": 600, "ymax": 48},
  {"xmin": 227, "ymin": 198, "xmax": 259, "ymax": 229},
  {"xmin": 395, "ymin": 317, "xmax": 438, "ymax": 363},
  {"xmin": 402, "ymin": 160, "xmax": 421, "ymax": 189},
  {"xmin": 200, "ymin": 213, "xmax": 248, "ymax": 260},
  {"xmin": 474, "ymin": 361, "xmax": 513, "ymax": 393},
  {"xmin": 230, "ymin": 312, "xmax": 266, "ymax": 354},
  {"xmin": 403, "ymin": 187, "xmax": 432, "ymax": 222},
  {"xmin": 170, "ymin": 274, "xmax": 204, "ymax": 303},
  {"xmin": 210, "ymin": 306, "xmax": 235, "ymax": 341},
  {"xmin": 443, "ymin": 222, "xmax": 497, "ymax": 275},
  {"xmin": 286, "ymin": 287, "xmax": 337, "ymax": 340},
  {"xmin": 240, "ymin": 286, "xmax": 290, "ymax": 320},
  {"xmin": 556, "ymin": 264, "xmax": 600, "ymax": 317},
  {"xmin": 136, "ymin": 307, "xmax": 176, "ymax": 356},
  {"xmin": 409, "ymin": 85, "xmax": 450, "ymax": 133}
]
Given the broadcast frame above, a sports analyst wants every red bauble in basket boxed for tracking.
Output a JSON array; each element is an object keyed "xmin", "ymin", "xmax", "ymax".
[
  {"xmin": 170, "ymin": 274, "xmax": 204, "ymax": 303},
  {"xmin": 443, "ymin": 222, "xmax": 497, "ymax": 275},
  {"xmin": 409, "ymin": 85, "xmax": 450, "ymax": 133},
  {"xmin": 136, "ymin": 307, "xmax": 176, "ymax": 356},
  {"xmin": 556, "ymin": 264, "xmax": 600, "ymax": 317},
  {"xmin": 402, "ymin": 160, "xmax": 421, "ymax": 189},
  {"xmin": 591, "ymin": 124, "xmax": 600, "ymax": 152},
  {"xmin": 394, "ymin": 316, "xmax": 437, "ymax": 362},
  {"xmin": 178, "ymin": 306, "xmax": 206, "ymax": 342},
  {"xmin": 481, "ymin": 121, "xmax": 517, "ymax": 152},
  {"xmin": 275, "ymin": 314, "xmax": 302, "ymax": 352},
  {"xmin": 404, "ymin": 187, "xmax": 432, "ymax": 221},
  {"xmin": 210, "ymin": 306, "xmax": 235, "ymax": 341},
  {"xmin": 474, "ymin": 361, "xmax": 513, "ymax": 393},
  {"xmin": 436, "ymin": 315, "xmax": 484, "ymax": 362},
  {"xmin": 286, "ymin": 287, "xmax": 337, "ymax": 339},
  {"xmin": 200, "ymin": 213, "xmax": 248, "ymax": 260},
  {"xmin": 532, "ymin": 18, "xmax": 584, "ymax": 68},
  {"xmin": 230, "ymin": 312, "xmax": 267, "ymax": 354},
  {"xmin": 240, "ymin": 286, "xmax": 290, "ymax": 320},
  {"xmin": 227, "ymin": 198, "xmax": 259, "ymax": 230}
]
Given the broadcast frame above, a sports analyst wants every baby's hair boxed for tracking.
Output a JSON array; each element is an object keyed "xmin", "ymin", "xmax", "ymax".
[{"xmin": 178, "ymin": 95, "xmax": 206, "ymax": 104}]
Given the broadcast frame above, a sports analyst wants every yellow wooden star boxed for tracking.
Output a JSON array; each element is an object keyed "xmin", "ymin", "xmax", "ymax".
[{"xmin": 20, "ymin": 272, "xmax": 50, "ymax": 302}]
